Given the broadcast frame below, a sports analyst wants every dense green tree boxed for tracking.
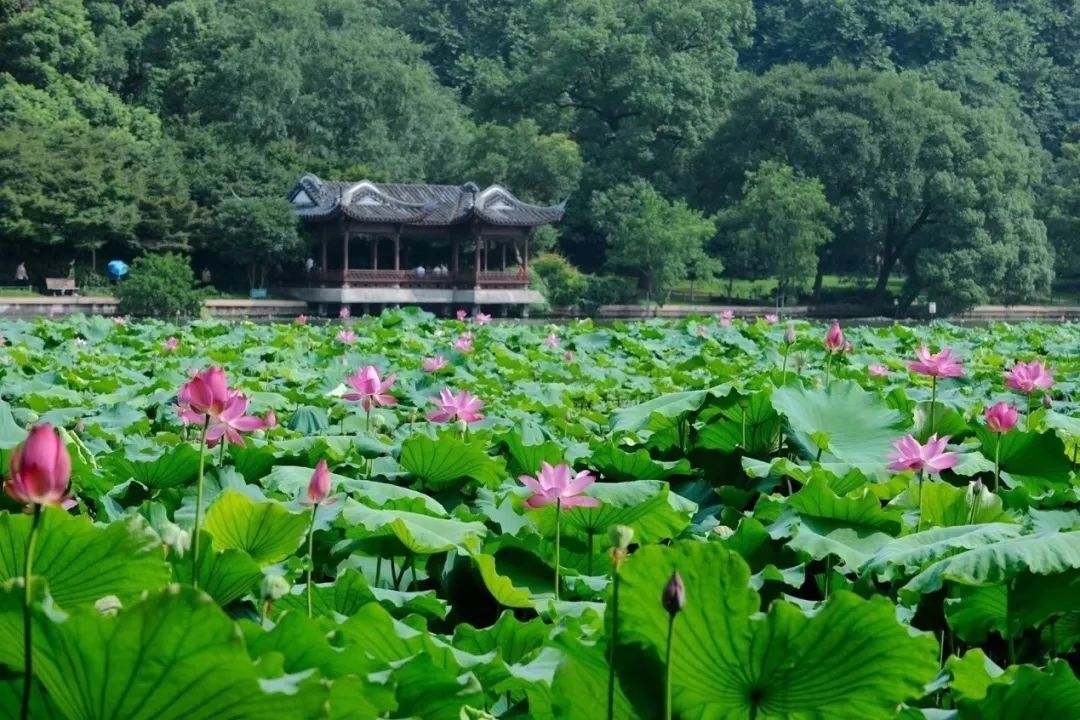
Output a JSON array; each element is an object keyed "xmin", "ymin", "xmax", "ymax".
[
  {"xmin": 1041, "ymin": 137, "xmax": 1080, "ymax": 277},
  {"xmin": 115, "ymin": 251, "xmax": 205, "ymax": 317},
  {"xmin": 211, "ymin": 197, "xmax": 302, "ymax": 290},
  {"xmin": 698, "ymin": 65, "xmax": 1052, "ymax": 313},
  {"xmin": 718, "ymin": 161, "xmax": 834, "ymax": 303},
  {"xmin": 0, "ymin": 0, "xmax": 97, "ymax": 85},
  {"xmin": 591, "ymin": 180, "xmax": 716, "ymax": 303},
  {"xmin": 460, "ymin": 120, "xmax": 582, "ymax": 205}
]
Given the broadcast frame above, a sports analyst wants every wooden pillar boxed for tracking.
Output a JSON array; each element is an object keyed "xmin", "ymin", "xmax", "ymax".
[
  {"xmin": 501, "ymin": 242, "xmax": 507, "ymax": 271},
  {"xmin": 474, "ymin": 235, "xmax": 482, "ymax": 286},
  {"xmin": 371, "ymin": 235, "xmax": 379, "ymax": 271},
  {"xmin": 393, "ymin": 228, "xmax": 401, "ymax": 271},
  {"xmin": 451, "ymin": 237, "xmax": 460, "ymax": 274},
  {"xmin": 524, "ymin": 232, "xmax": 530, "ymax": 273},
  {"xmin": 342, "ymin": 231, "xmax": 350, "ymax": 287},
  {"xmin": 320, "ymin": 233, "xmax": 328, "ymax": 286}
]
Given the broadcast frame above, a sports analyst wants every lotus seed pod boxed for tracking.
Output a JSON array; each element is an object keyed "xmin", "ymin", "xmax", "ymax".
[
  {"xmin": 784, "ymin": 324, "xmax": 796, "ymax": 345},
  {"xmin": 662, "ymin": 570, "xmax": 686, "ymax": 616},
  {"xmin": 261, "ymin": 574, "xmax": 291, "ymax": 601},
  {"xmin": 609, "ymin": 525, "xmax": 634, "ymax": 550},
  {"xmin": 712, "ymin": 525, "xmax": 735, "ymax": 539},
  {"xmin": 454, "ymin": 418, "xmax": 469, "ymax": 434}
]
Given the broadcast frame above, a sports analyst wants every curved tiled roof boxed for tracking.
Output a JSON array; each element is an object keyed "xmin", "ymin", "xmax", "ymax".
[{"xmin": 288, "ymin": 174, "xmax": 565, "ymax": 228}]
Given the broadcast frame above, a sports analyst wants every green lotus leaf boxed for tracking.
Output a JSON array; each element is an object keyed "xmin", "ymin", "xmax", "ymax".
[
  {"xmin": 341, "ymin": 499, "xmax": 487, "ymax": 555},
  {"xmin": 0, "ymin": 508, "xmax": 169, "ymax": 607},
  {"xmin": 615, "ymin": 541, "xmax": 938, "ymax": 719},
  {"xmin": 956, "ymin": 661, "xmax": 1080, "ymax": 719},
  {"xmin": 262, "ymin": 464, "xmax": 447, "ymax": 515},
  {"xmin": 203, "ymin": 490, "xmax": 310, "ymax": 565},
  {"xmin": 945, "ymin": 569, "xmax": 1080, "ymax": 641},
  {"xmin": 528, "ymin": 480, "xmax": 697, "ymax": 546},
  {"xmin": 170, "ymin": 531, "xmax": 262, "ymax": 606},
  {"xmin": 106, "ymin": 443, "xmax": 202, "ymax": 490},
  {"xmin": 277, "ymin": 567, "xmax": 448, "ymax": 620},
  {"xmin": 0, "ymin": 585, "xmax": 326, "ymax": 720},
  {"xmin": 610, "ymin": 389, "xmax": 710, "ymax": 434},
  {"xmin": 588, "ymin": 444, "xmax": 691, "ymax": 481},
  {"xmin": 399, "ymin": 432, "xmax": 506, "ymax": 491},
  {"xmin": 771, "ymin": 380, "xmax": 911, "ymax": 471},
  {"xmin": 887, "ymin": 481, "xmax": 1016, "ymax": 528},
  {"xmin": 903, "ymin": 530, "xmax": 1080, "ymax": 595},
  {"xmin": 860, "ymin": 523, "xmax": 1024, "ymax": 583}
]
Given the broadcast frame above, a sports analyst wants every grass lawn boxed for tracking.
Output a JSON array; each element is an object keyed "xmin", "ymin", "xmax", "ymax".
[{"xmin": 671, "ymin": 275, "xmax": 905, "ymax": 304}]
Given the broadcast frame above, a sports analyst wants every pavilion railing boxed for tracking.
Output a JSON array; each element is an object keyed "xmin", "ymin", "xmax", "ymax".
[{"xmin": 311, "ymin": 269, "xmax": 529, "ymax": 289}]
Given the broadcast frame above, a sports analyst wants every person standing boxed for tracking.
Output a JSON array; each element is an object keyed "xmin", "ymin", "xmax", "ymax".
[{"xmin": 14, "ymin": 262, "xmax": 28, "ymax": 287}]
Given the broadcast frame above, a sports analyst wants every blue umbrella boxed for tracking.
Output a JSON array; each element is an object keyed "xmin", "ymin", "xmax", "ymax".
[{"xmin": 107, "ymin": 260, "xmax": 129, "ymax": 278}]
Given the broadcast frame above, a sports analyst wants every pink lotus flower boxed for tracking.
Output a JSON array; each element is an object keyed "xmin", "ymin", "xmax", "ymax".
[
  {"xmin": 545, "ymin": 333, "xmax": 561, "ymax": 348},
  {"xmin": 984, "ymin": 402, "xmax": 1018, "ymax": 433},
  {"xmin": 343, "ymin": 366, "xmax": 397, "ymax": 412},
  {"xmin": 307, "ymin": 460, "xmax": 331, "ymax": 504},
  {"xmin": 456, "ymin": 309, "xmax": 467, "ymax": 321},
  {"xmin": 5, "ymin": 424, "xmax": 71, "ymax": 507},
  {"xmin": 519, "ymin": 461, "xmax": 599, "ymax": 509},
  {"xmin": 206, "ymin": 391, "xmax": 266, "ymax": 447},
  {"xmin": 908, "ymin": 346, "xmax": 964, "ymax": 378},
  {"xmin": 263, "ymin": 409, "xmax": 278, "ymax": 429},
  {"xmin": 336, "ymin": 329, "xmax": 357, "ymax": 344},
  {"xmin": 452, "ymin": 332, "xmax": 474, "ymax": 353},
  {"xmin": 763, "ymin": 313, "xmax": 779, "ymax": 324},
  {"xmin": 825, "ymin": 322, "xmax": 844, "ymax": 352},
  {"xmin": 473, "ymin": 312, "xmax": 492, "ymax": 326},
  {"xmin": 295, "ymin": 314, "xmax": 308, "ymax": 325},
  {"xmin": 843, "ymin": 341, "xmax": 853, "ymax": 354},
  {"xmin": 427, "ymin": 388, "xmax": 485, "ymax": 424},
  {"xmin": 178, "ymin": 367, "xmax": 230, "ymax": 419},
  {"xmin": 112, "ymin": 316, "xmax": 128, "ymax": 326},
  {"xmin": 718, "ymin": 310, "xmax": 734, "ymax": 327},
  {"xmin": 163, "ymin": 336, "xmax": 179, "ymax": 352},
  {"xmin": 339, "ymin": 306, "xmax": 351, "ymax": 320},
  {"xmin": 1004, "ymin": 360, "xmax": 1054, "ymax": 394},
  {"xmin": 697, "ymin": 325, "xmax": 708, "ymax": 337},
  {"xmin": 868, "ymin": 364, "xmax": 889, "ymax": 378},
  {"xmin": 887, "ymin": 434, "xmax": 958, "ymax": 474},
  {"xmin": 564, "ymin": 351, "xmax": 575, "ymax": 362},
  {"xmin": 423, "ymin": 355, "xmax": 449, "ymax": 373}
]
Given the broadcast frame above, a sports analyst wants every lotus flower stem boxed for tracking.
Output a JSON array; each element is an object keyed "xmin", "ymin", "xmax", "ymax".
[
  {"xmin": 824, "ymin": 556, "xmax": 832, "ymax": 600},
  {"xmin": 191, "ymin": 416, "xmax": 210, "ymax": 588},
  {"xmin": 781, "ymin": 344, "xmax": 790, "ymax": 384},
  {"xmin": 20, "ymin": 504, "xmax": 42, "ymax": 720},
  {"xmin": 365, "ymin": 408, "xmax": 371, "ymax": 434},
  {"xmin": 375, "ymin": 557, "xmax": 383, "ymax": 586},
  {"xmin": 917, "ymin": 470, "xmax": 925, "ymax": 532},
  {"xmin": 993, "ymin": 437, "xmax": 1002, "ymax": 493},
  {"xmin": 664, "ymin": 613, "xmax": 676, "ymax": 720},
  {"xmin": 929, "ymin": 376, "xmax": 937, "ymax": 437},
  {"xmin": 554, "ymin": 498, "xmax": 562, "ymax": 601},
  {"xmin": 390, "ymin": 557, "xmax": 397, "ymax": 589},
  {"xmin": 411, "ymin": 559, "xmax": 418, "ymax": 590},
  {"xmin": 587, "ymin": 531, "xmax": 594, "ymax": 576},
  {"xmin": 606, "ymin": 570, "xmax": 621, "ymax": 720},
  {"xmin": 825, "ymin": 353, "xmax": 833, "ymax": 389},
  {"xmin": 218, "ymin": 439, "xmax": 226, "ymax": 467},
  {"xmin": 306, "ymin": 505, "xmax": 318, "ymax": 618}
]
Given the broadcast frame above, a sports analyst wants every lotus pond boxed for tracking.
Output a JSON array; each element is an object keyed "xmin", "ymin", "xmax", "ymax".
[{"xmin": 0, "ymin": 310, "xmax": 1078, "ymax": 719}]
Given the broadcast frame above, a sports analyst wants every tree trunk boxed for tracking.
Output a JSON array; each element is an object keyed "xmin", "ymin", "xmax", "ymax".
[
  {"xmin": 727, "ymin": 276, "xmax": 734, "ymax": 300},
  {"xmin": 811, "ymin": 267, "xmax": 824, "ymax": 303},
  {"xmin": 871, "ymin": 249, "xmax": 899, "ymax": 314}
]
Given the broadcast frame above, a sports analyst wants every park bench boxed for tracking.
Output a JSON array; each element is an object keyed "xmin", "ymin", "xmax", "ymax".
[{"xmin": 45, "ymin": 278, "xmax": 78, "ymax": 296}]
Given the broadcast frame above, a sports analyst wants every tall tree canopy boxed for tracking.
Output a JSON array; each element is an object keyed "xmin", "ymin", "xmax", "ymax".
[{"xmin": 698, "ymin": 65, "xmax": 1053, "ymax": 312}]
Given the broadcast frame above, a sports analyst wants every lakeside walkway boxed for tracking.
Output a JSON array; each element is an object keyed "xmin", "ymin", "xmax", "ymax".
[{"xmin": 0, "ymin": 295, "xmax": 1075, "ymax": 322}]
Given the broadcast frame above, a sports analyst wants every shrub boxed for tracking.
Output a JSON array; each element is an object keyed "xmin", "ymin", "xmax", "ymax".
[
  {"xmin": 115, "ymin": 253, "xmax": 206, "ymax": 318},
  {"xmin": 530, "ymin": 252, "xmax": 589, "ymax": 309},
  {"xmin": 582, "ymin": 274, "xmax": 639, "ymax": 312}
]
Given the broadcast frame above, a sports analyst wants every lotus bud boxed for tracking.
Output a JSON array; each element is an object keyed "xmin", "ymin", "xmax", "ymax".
[
  {"xmin": 307, "ymin": 460, "xmax": 331, "ymax": 504},
  {"xmin": 662, "ymin": 570, "xmax": 686, "ymax": 616},
  {"xmin": 5, "ymin": 424, "xmax": 72, "ymax": 507},
  {"xmin": 160, "ymin": 522, "xmax": 192, "ymax": 557},
  {"xmin": 609, "ymin": 525, "xmax": 634, "ymax": 551},
  {"xmin": 371, "ymin": 413, "xmax": 389, "ymax": 431},
  {"xmin": 784, "ymin": 324, "xmax": 796, "ymax": 345},
  {"xmin": 95, "ymin": 595, "xmax": 123, "ymax": 616},
  {"xmin": 261, "ymin": 574, "xmax": 291, "ymax": 601},
  {"xmin": 454, "ymin": 418, "xmax": 469, "ymax": 435},
  {"xmin": 971, "ymin": 478, "xmax": 984, "ymax": 496},
  {"xmin": 712, "ymin": 525, "xmax": 735, "ymax": 539},
  {"xmin": 263, "ymin": 410, "xmax": 278, "ymax": 429}
]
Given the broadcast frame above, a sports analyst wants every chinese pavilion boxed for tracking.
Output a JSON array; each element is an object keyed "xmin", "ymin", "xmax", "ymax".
[{"xmin": 286, "ymin": 174, "xmax": 566, "ymax": 314}]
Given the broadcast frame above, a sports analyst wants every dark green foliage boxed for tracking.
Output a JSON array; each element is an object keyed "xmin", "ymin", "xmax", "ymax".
[
  {"xmin": 530, "ymin": 253, "xmax": 589, "ymax": 309},
  {"xmin": 210, "ymin": 197, "xmax": 302, "ymax": 290},
  {"xmin": 115, "ymin": 252, "xmax": 205, "ymax": 317}
]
